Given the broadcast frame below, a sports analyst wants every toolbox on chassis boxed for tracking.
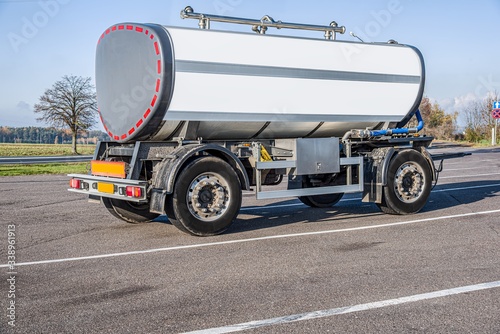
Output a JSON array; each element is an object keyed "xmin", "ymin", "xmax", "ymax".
[{"xmin": 69, "ymin": 6, "xmax": 455, "ymax": 236}]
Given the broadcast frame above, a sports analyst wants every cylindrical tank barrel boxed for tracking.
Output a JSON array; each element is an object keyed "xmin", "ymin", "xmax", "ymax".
[{"xmin": 96, "ymin": 23, "xmax": 424, "ymax": 143}]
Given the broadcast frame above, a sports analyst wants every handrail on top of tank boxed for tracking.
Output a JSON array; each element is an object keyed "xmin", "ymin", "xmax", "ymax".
[{"xmin": 180, "ymin": 6, "xmax": 346, "ymax": 40}]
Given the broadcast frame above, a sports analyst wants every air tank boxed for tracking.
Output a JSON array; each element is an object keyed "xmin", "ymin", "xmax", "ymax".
[{"xmin": 96, "ymin": 23, "xmax": 424, "ymax": 143}]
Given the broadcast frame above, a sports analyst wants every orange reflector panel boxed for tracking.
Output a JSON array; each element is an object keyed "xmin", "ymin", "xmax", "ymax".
[
  {"xmin": 97, "ymin": 182, "xmax": 115, "ymax": 194},
  {"xmin": 91, "ymin": 160, "xmax": 126, "ymax": 178}
]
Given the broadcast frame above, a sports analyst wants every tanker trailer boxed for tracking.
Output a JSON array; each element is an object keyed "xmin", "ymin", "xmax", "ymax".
[{"xmin": 69, "ymin": 6, "xmax": 435, "ymax": 236}]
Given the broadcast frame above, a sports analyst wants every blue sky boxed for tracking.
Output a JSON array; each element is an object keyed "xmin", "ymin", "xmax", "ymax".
[{"xmin": 1, "ymin": 0, "xmax": 499, "ymax": 128}]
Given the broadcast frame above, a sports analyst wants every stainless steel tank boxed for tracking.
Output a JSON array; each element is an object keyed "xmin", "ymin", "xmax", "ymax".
[{"xmin": 96, "ymin": 23, "xmax": 424, "ymax": 143}]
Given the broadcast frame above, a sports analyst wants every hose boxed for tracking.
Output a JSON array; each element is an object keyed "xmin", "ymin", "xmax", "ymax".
[{"xmin": 368, "ymin": 110, "xmax": 424, "ymax": 137}]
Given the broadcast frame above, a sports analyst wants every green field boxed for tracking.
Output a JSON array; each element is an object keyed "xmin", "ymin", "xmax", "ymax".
[
  {"xmin": 0, "ymin": 143, "xmax": 95, "ymax": 156},
  {"xmin": 0, "ymin": 163, "xmax": 89, "ymax": 176},
  {"xmin": 0, "ymin": 143, "xmax": 95, "ymax": 176}
]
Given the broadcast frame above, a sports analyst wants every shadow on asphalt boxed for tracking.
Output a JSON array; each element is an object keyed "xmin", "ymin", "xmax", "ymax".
[
  {"xmin": 227, "ymin": 179, "xmax": 500, "ymax": 234},
  {"xmin": 151, "ymin": 179, "xmax": 500, "ymax": 235}
]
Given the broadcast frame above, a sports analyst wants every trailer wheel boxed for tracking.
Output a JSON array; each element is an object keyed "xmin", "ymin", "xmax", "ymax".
[
  {"xmin": 299, "ymin": 193, "xmax": 344, "ymax": 208},
  {"xmin": 377, "ymin": 149, "xmax": 432, "ymax": 215},
  {"xmin": 298, "ymin": 174, "xmax": 344, "ymax": 208},
  {"xmin": 167, "ymin": 156, "xmax": 242, "ymax": 236},
  {"xmin": 102, "ymin": 198, "xmax": 159, "ymax": 224}
]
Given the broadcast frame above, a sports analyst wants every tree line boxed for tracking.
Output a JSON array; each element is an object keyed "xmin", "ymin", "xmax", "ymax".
[
  {"xmin": 13, "ymin": 74, "xmax": 499, "ymax": 153},
  {"xmin": 418, "ymin": 92, "xmax": 499, "ymax": 143},
  {"xmin": 0, "ymin": 126, "xmax": 109, "ymax": 145}
]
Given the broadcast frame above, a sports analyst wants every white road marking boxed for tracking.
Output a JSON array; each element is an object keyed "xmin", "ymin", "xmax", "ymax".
[
  {"xmin": 441, "ymin": 158, "xmax": 494, "ymax": 166},
  {"xmin": 240, "ymin": 198, "xmax": 359, "ymax": 212},
  {"xmin": 439, "ymin": 172, "xmax": 500, "ymax": 179},
  {"xmin": 441, "ymin": 166, "xmax": 489, "ymax": 172},
  {"xmin": 241, "ymin": 202, "xmax": 302, "ymax": 211},
  {"xmin": 241, "ymin": 183, "xmax": 500, "ymax": 212},
  {"xmin": 182, "ymin": 280, "xmax": 500, "ymax": 334},
  {"xmin": 433, "ymin": 183, "xmax": 500, "ymax": 193},
  {"xmin": 2, "ymin": 208, "xmax": 500, "ymax": 268}
]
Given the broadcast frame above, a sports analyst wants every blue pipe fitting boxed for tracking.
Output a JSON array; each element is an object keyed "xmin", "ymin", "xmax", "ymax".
[{"xmin": 368, "ymin": 109, "xmax": 424, "ymax": 137}]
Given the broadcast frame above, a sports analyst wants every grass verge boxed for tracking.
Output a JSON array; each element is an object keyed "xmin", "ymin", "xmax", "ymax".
[
  {"xmin": 0, "ymin": 143, "xmax": 95, "ymax": 156},
  {"xmin": 0, "ymin": 162, "xmax": 89, "ymax": 177}
]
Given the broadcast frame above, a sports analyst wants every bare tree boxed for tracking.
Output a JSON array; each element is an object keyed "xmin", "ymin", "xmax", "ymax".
[
  {"xmin": 484, "ymin": 92, "xmax": 500, "ymax": 139},
  {"xmin": 463, "ymin": 91, "xmax": 499, "ymax": 142},
  {"xmin": 34, "ymin": 75, "xmax": 97, "ymax": 154},
  {"xmin": 464, "ymin": 99, "xmax": 485, "ymax": 142}
]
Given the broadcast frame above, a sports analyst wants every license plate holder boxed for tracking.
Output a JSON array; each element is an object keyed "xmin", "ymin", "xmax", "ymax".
[{"xmin": 97, "ymin": 182, "xmax": 115, "ymax": 194}]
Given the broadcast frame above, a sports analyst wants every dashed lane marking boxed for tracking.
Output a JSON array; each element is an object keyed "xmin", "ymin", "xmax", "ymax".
[
  {"xmin": 240, "ymin": 183, "xmax": 500, "ymax": 212},
  {"xmin": 182, "ymin": 280, "xmax": 500, "ymax": 333},
  {"xmin": 2, "ymin": 208, "xmax": 500, "ymax": 268}
]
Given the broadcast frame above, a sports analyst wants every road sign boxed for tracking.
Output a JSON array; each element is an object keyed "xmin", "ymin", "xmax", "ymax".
[
  {"xmin": 494, "ymin": 101, "xmax": 500, "ymax": 109},
  {"xmin": 493, "ymin": 109, "xmax": 500, "ymax": 119}
]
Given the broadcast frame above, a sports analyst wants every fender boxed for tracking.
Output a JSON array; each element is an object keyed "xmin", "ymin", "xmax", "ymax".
[
  {"xmin": 363, "ymin": 146, "xmax": 436, "ymax": 204},
  {"xmin": 362, "ymin": 147, "xmax": 395, "ymax": 203},
  {"xmin": 380, "ymin": 146, "xmax": 436, "ymax": 186},
  {"xmin": 417, "ymin": 146, "xmax": 437, "ymax": 182},
  {"xmin": 149, "ymin": 144, "xmax": 250, "ymax": 214}
]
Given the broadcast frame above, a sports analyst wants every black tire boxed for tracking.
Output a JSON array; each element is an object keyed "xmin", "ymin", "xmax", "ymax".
[
  {"xmin": 102, "ymin": 197, "xmax": 159, "ymax": 224},
  {"xmin": 167, "ymin": 156, "xmax": 242, "ymax": 236},
  {"xmin": 298, "ymin": 174, "xmax": 344, "ymax": 208},
  {"xmin": 299, "ymin": 193, "xmax": 344, "ymax": 208},
  {"xmin": 268, "ymin": 173, "xmax": 284, "ymax": 186},
  {"xmin": 377, "ymin": 149, "xmax": 432, "ymax": 215},
  {"xmin": 165, "ymin": 195, "xmax": 191, "ymax": 234}
]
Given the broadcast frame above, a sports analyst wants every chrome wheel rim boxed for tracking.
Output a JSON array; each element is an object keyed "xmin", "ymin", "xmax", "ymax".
[
  {"xmin": 393, "ymin": 162, "xmax": 425, "ymax": 203},
  {"xmin": 187, "ymin": 172, "xmax": 230, "ymax": 221}
]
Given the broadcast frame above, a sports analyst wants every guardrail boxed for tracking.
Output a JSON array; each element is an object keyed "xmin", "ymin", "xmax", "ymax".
[{"xmin": 0, "ymin": 155, "xmax": 93, "ymax": 165}]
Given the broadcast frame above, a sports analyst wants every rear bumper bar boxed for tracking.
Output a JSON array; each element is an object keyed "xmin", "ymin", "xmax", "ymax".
[{"xmin": 68, "ymin": 174, "xmax": 148, "ymax": 203}]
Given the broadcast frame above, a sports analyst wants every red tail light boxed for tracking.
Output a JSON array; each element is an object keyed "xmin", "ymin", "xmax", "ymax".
[
  {"xmin": 126, "ymin": 186, "xmax": 142, "ymax": 198},
  {"xmin": 70, "ymin": 179, "xmax": 81, "ymax": 189}
]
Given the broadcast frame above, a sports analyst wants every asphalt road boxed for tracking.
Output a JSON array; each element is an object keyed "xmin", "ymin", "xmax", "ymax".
[{"xmin": 1, "ymin": 144, "xmax": 500, "ymax": 333}]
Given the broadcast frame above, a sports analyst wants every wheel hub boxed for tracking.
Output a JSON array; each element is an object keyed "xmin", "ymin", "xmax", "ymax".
[
  {"xmin": 394, "ymin": 163, "xmax": 425, "ymax": 203},
  {"xmin": 187, "ymin": 173, "xmax": 230, "ymax": 221},
  {"xmin": 198, "ymin": 189, "xmax": 213, "ymax": 203}
]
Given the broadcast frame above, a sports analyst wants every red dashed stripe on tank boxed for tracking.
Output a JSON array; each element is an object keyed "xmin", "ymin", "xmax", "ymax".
[{"xmin": 97, "ymin": 24, "xmax": 162, "ymax": 141}]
